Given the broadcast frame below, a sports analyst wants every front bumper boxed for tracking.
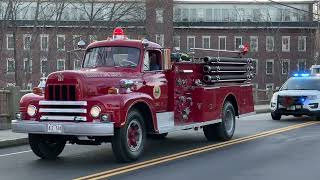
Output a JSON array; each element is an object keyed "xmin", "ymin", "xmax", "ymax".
[
  {"xmin": 11, "ymin": 120, "xmax": 114, "ymax": 136},
  {"xmin": 272, "ymin": 109, "xmax": 320, "ymax": 116}
]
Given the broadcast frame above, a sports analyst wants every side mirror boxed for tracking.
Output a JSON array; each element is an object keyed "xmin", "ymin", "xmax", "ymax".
[{"xmin": 77, "ymin": 40, "xmax": 86, "ymax": 49}]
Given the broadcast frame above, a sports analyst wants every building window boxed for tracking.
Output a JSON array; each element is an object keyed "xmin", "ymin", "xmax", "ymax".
[
  {"xmin": 57, "ymin": 59, "xmax": 65, "ymax": 71},
  {"xmin": 7, "ymin": 34, "xmax": 14, "ymax": 50},
  {"xmin": 187, "ymin": 36, "xmax": 195, "ymax": 51},
  {"xmin": 250, "ymin": 36, "xmax": 258, "ymax": 52},
  {"xmin": 202, "ymin": 36, "xmax": 210, "ymax": 49},
  {"xmin": 89, "ymin": 35, "xmax": 97, "ymax": 43},
  {"xmin": 266, "ymin": 59, "xmax": 274, "ymax": 75},
  {"xmin": 23, "ymin": 58, "xmax": 32, "ymax": 73},
  {"xmin": 205, "ymin": 8, "xmax": 212, "ymax": 22},
  {"xmin": 173, "ymin": 36, "xmax": 180, "ymax": 50},
  {"xmin": 6, "ymin": 83, "xmax": 16, "ymax": 87},
  {"xmin": 41, "ymin": 58, "xmax": 48, "ymax": 75},
  {"xmin": 218, "ymin": 36, "xmax": 226, "ymax": 50},
  {"xmin": 297, "ymin": 59, "xmax": 306, "ymax": 71},
  {"xmin": 156, "ymin": 9, "xmax": 164, "ymax": 23},
  {"xmin": 23, "ymin": 34, "xmax": 32, "ymax": 50},
  {"xmin": 74, "ymin": 60, "xmax": 82, "ymax": 70},
  {"xmin": 73, "ymin": 35, "xmax": 82, "ymax": 50},
  {"xmin": 23, "ymin": 83, "xmax": 32, "ymax": 90},
  {"xmin": 266, "ymin": 36, "xmax": 274, "ymax": 52},
  {"xmin": 298, "ymin": 36, "xmax": 306, "ymax": 52},
  {"xmin": 57, "ymin": 34, "xmax": 65, "ymax": 51},
  {"xmin": 281, "ymin": 59, "xmax": 290, "ymax": 74},
  {"xmin": 6, "ymin": 58, "xmax": 15, "ymax": 73},
  {"xmin": 266, "ymin": 83, "xmax": 274, "ymax": 91},
  {"xmin": 155, "ymin": 34, "xmax": 164, "ymax": 47},
  {"xmin": 234, "ymin": 36, "xmax": 242, "ymax": 50},
  {"xmin": 252, "ymin": 59, "xmax": 258, "ymax": 75},
  {"xmin": 282, "ymin": 36, "xmax": 290, "ymax": 52},
  {"xmin": 40, "ymin": 34, "xmax": 49, "ymax": 51}
]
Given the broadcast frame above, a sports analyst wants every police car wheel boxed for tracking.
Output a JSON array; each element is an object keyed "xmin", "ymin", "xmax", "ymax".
[
  {"xmin": 112, "ymin": 109, "xmax": 146, "ymax": 162},
  {"xmin": 271, "ymin": 112, "xmax": 281, "ymax": 120},
  {"xmin": 29, "ymin": 134, "xmax": 66, "ymax": 160},
  {"xmin": 203, "ymin": 101, "xmax": 235, "ymax": 141}
]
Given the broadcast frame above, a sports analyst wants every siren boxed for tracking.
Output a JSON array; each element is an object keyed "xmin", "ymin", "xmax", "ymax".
[{"xmin": 112, "ymin": 27, "xmax": 126, "ymax": 40}]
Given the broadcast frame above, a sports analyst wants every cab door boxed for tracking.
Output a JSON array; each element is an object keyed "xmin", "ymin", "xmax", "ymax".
[{"xmin": 142, "ymin": 50, "xmax": 168, "ymax": 112}]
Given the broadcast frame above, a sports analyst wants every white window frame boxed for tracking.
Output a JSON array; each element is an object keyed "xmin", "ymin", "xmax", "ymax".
[
  {"xmin": 23, "ymin": 58, "xmax": 32, "ymax": 73},
  {"xmin": 218, "ymin": 36, "xmax": 226, "ymax": 50},
  {"xmin": 56, "ymin": 59, "xmax": 65, "ymax": 71},
  {"xmin": 73, "ymin": 35, "xmax": 82, "ymax": 50},
  {"xmin": 297, "ymin": 59, "xmax": 307, "ymax": 71},
  {"xmin": 23, "ymin": 34, "xmax": 32, "ymax": 50},
  {"xmin": 187, "ymin": 36, "xmax": 196, "ymax": 51},
  {"xmin": 40, "ymin": 58, "xmax": 48, "ymax": 75},
  {"xmin": 173, "ymin": 36, "xmax": 180, "ymax": 50},
  {"xmin": 282, "ymin": 36, "xmax": 290, "ymax": 52},
  {"xmin": 40, "ymin": 34, "xmax": 49, "ymax": 51},
  {"xmin": 202, "ymin": 36, "xmax": 211, "ymax": 49},
  {"xmin": 281, "ymin": 59, "xmax": 290, "ymax": 75},
  {"xmin": 234, "ymin": 36, "xmax": 242, "ymax": 50},
  {"xmin": 56, "ymin": 34, "xmax": 65, "ymax": 51},
  {"xmin": 6, "ymin": 58, "xmax": 15, "ymax": 74},
  {"xmin": 73, "ymin": 59, "xmax": 82, "ymax": 70},
  {"xmin": 265, "ymin": 59, "xmax": 274, "ymax": 75},
  {"xmin": 266, "ymin": 36, "xmax": 274, "ymax": 52},
  {"xmin": 298, "ymin": 36, "xmax": 306, "ymax": 52},
  {"xmin": 266, "ymin": 83, "xmax": 274, "ymax": 91},
  {"xmin": 155, "ymin": 34, "xmax": 164, "ymax": 47},
  {"xmin": 6, "ymin": 34, "xmax": 14, "ymax": 50},
  {"xmin": 250, "ymin": 36, "xmax": 258, "ymax": 52},
  {"xmin": 156, "ymin": 8, "xmax": 164, "ymax": 23}
]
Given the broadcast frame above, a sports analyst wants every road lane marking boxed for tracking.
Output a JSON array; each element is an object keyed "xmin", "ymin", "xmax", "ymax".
[
  {"xmin": 0, "ymin": 150, "xmax": 32, "ymax": 157},
  {"xmin": 75, "ymin": 121, "xmax": 319, "ymax": 180}
]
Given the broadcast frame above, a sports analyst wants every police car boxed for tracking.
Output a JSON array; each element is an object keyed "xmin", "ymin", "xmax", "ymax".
[{"xmin": 270, "ymin": 71, "xmax": 320, "ymax": 120}]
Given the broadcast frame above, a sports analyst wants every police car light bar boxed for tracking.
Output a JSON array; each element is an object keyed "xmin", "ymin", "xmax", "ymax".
[{"xmin": 293, "ymin": 73, "xmax": 310, "ymax": 77}]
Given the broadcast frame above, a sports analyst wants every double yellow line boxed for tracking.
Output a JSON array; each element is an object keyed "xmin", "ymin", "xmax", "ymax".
[{"xmin": 75, "ymin": 121, "xmax": 319, "ymax": 180}]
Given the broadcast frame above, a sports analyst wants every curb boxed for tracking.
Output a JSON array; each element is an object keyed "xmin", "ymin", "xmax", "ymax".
[
  {"xmin": 0, "ymin": 138, "xmax": 28, "ymax": 149},
  {"xmin": 255, "ymin": 109, "xmax": 271, "ymax": 114}
]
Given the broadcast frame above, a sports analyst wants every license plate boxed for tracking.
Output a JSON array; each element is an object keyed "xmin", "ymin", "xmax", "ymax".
[
  {"xmin": 47, "ymin": 124, "xmax": 62, "ymax": 133},
  {"xmin": 287, "ymin": 106, "xmax": 295, "ymax": 110}
]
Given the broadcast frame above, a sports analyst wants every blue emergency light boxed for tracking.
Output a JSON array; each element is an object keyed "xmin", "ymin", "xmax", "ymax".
[{"xmin": 293, "ymin": 73, "xmax": 310, "ymax": 77}]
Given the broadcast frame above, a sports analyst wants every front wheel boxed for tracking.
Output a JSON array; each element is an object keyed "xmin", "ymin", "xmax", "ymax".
[
  {"xmin": 203, "ymin": 101, "xmax": 236, "ymax": 141},
  {"xmin": 271, "ymin": 112, "xmax": 281, "ymax": 120},
  {"xmin": 112, "ymin": 109, "xmax": 146, "ymax": 162},
  {"xmin": 29, "ymin": 134, "xmax": 66, "ymax": 160}
]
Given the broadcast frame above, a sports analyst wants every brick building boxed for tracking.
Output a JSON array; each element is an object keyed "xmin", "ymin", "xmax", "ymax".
[{"xmin": 0, "ymin": 0, "xmax": 318, "ymax": 92}]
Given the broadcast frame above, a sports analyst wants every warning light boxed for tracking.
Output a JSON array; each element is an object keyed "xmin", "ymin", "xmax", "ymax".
[{"xmin": 113, "ymin": 27, "xmax": 126, "ymax": 40}]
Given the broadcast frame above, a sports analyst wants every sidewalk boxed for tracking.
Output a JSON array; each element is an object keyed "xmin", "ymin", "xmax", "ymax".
[{"xmin": 0, "ymin": 104, "xmax": 270, "ymax": 149}]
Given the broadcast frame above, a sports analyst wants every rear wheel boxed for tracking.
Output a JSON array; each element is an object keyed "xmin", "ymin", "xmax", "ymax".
[
  {"xmin": 112, "ymin": 109, "xmax": 146, "ymax": 162},
  {"xmin": 29, "ymin": 134, "xmax": 66, "ymax": 160},
  {"xmin": 203, "ymin": 101, "xmax": 236, "ymax": 141},
  {"xmin": 271, "ymin": 112, "xmax": 281, "ymax": 120}
]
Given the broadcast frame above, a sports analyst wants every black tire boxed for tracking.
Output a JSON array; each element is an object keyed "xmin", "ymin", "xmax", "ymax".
[
  {"xmin": 203, "ymin": 101, "xmax": 236, "ymax": 141},
  {"xmin": 28, "ymin": 134, "xmax": 66, "ymax": 160},
  {"xmin": 112, "ymin": 109, "xmax": 146, "ymax": 162},
  {"xmin": 271, "ymin": 112, "xmax": 281, "ymax": 120},
  {"xmin": 148, "ymin": 133, "xmax": 168, "ymax": 139}
]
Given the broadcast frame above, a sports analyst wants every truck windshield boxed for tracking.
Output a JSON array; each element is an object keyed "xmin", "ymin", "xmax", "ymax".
[
  {"xmin": 281, "ymin": 78, "xmax": 320, "ymax": 90},
  {"xmin": 83, "ymin": 47, "xmax": 140, "ymax": 68}
]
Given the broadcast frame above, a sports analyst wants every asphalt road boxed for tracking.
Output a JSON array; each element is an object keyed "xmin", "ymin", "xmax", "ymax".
[{"xmin": 1, "ymin": 113, "xmax": 320, "ymax": 180}]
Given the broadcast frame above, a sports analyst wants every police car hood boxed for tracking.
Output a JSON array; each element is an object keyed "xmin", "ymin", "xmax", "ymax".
[{"xmin": 277, "ymin": 90, "xmax": 320, "ymax": 96}]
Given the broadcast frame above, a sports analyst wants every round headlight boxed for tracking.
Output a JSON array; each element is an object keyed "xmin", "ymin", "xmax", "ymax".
[
  {"xmin": 90, "ymin": 105, "xmax": 101, "ymax": 118},
  {"xmin": 27, "ymin": 105, "xmax": 37, "ymax": 117}
]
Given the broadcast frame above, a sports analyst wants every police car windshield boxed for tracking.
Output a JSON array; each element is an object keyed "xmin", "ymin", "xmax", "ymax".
[
  {"xmin": 83, "ymin": 47, "xmax": 140, "ymax": 68},
  {"xmin": 281, "ymin": 78, "xmax": 320, "ymax": 90}
]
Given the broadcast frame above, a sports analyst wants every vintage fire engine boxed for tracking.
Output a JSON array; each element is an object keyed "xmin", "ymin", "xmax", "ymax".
[{"xmin": 12, "ymin": 28, "xmax": 255, "ymax": 162}]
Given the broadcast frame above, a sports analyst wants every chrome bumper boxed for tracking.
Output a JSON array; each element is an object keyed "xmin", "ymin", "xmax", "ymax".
[{"xmin": 11, "ymin": 120, "xmax": 114, "ymax": 136}]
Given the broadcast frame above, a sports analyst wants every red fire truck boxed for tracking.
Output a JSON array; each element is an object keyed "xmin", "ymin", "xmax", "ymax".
[{"xmin": 12, "ymin": 28, "xmax": 254, "ymax": 162}]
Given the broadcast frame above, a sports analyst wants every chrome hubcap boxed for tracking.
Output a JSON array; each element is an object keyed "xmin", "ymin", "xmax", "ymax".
[{"xmin": 127, "ymin": 119, "xmax": 142, "ymax": 152}]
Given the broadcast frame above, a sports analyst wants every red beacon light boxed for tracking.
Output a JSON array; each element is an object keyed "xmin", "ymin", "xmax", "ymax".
[{"xmin": 112, "ymin": 27, "xmax": 127, "ymax": 40}]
